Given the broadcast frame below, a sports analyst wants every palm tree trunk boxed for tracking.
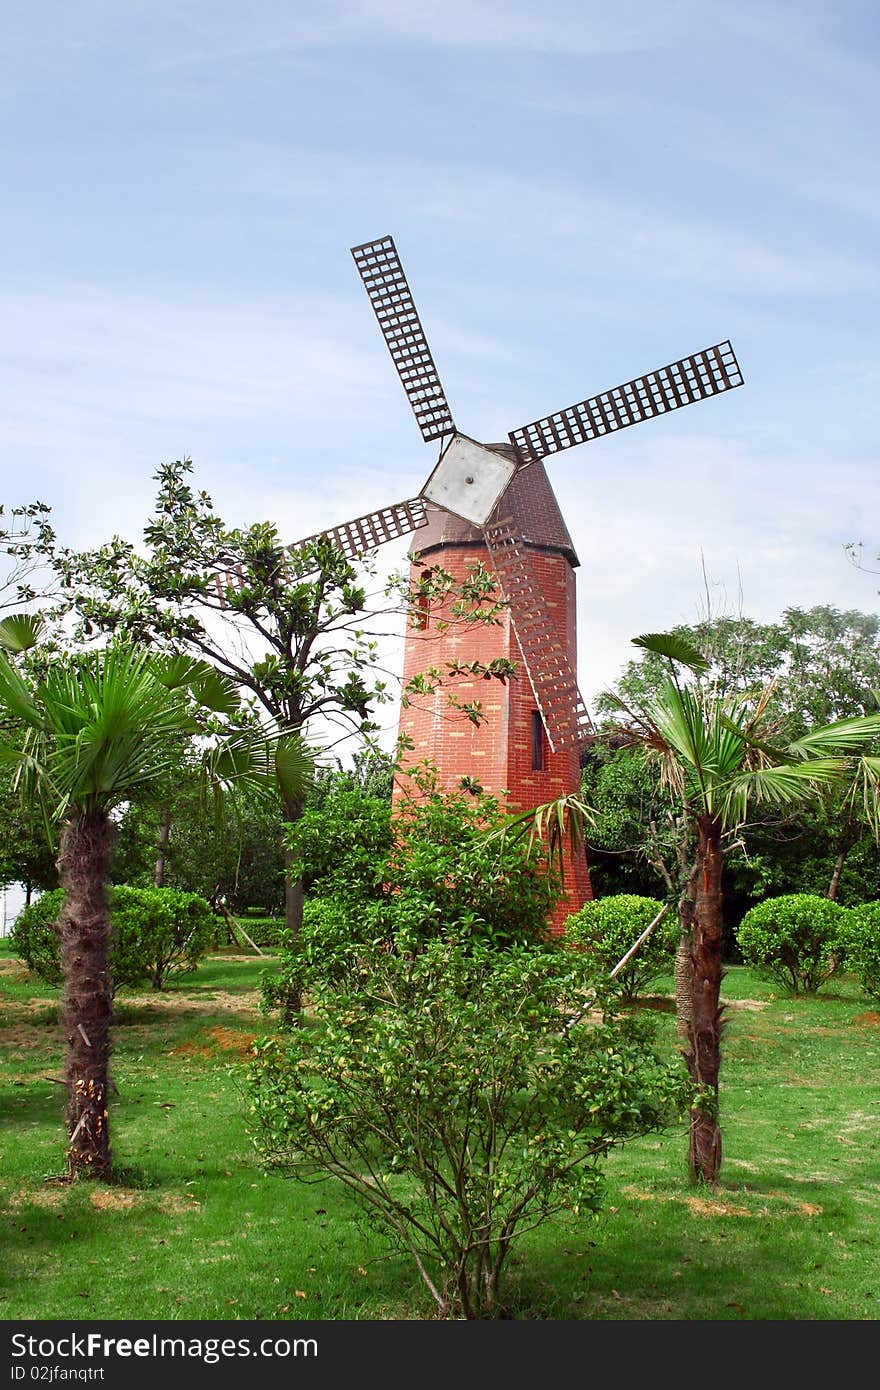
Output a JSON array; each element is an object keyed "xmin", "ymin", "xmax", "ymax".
[
  {"xmin": 675, "ymin": 862, "xmax": 698, "ymax": 1041},
  {"xmin": 686, "ymin": 813, "xmax": 725, "ymax": 1184},
  {"xmin": 56, "ymin": 807, "xmax": 115, "ymax": 1180}
]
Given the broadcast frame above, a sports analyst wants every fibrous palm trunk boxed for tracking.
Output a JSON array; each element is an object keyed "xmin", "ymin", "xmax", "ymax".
[
  {"xmin": 56, "ymin": 807, "xmax": 115, "ymax": 1180},
  {"xmin": 686, "ymin": 812, "xmax": 725, "ymax": 1184},
  {"xmin": 674, "ymin": 862, "xmax": 698, "ymax": 1042}
]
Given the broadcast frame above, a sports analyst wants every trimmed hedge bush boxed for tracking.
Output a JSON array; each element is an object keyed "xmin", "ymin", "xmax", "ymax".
[
  {"xmin": 9, "ymin": 889, "xmax": 66, "ymax": 986},
  {"xmin": 232, "ymin": 913, "xmax": 285, "ymax": 949},
  {"xmin": 10, "ymin": 886, "xmax": 218, "ymax": 991},
  {"xmin": 840, "ymin": 901, "xmax": 880, "ymax": 1003},
  {"xmin": 563, "ymin": 894, "xmax": 675, "ymax": 1001},
  {"xmin": 735, "ymin": 893, "xmax": 847, "ymax": 993}
]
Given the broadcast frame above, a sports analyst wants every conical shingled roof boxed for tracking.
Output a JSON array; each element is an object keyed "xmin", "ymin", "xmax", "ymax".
[{"xmin": 408, "ymin": 444, "xmax": 579, "ymax": 568}]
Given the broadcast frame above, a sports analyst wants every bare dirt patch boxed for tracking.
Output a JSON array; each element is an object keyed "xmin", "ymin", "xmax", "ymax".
[
  {"xmin": 6, "ymin": 1186, "xmax": 66, "ymax": 1211},
  {"xmin": 621, "ymin": 1184, "xmax": 823, "ymax": 1220},
  {"xmin": 158, "ymin": 1193, "xmax": 201, "ymax": 1215},
  {"xmin": 0, "ymin": 959, "xmax": 31, "ymax": 982},
  {"xmin": 725, "ymin": 999, "xmax": 770, "ymax": 1013},
  {"xmin": 90, "ymin": 1189, "xmax": 141, "ymax": 1212},
  {"xmin": 122, "ymin": 989, "xmax": 261, "ymax": 1021},
  {"xmin": 169, "ymin": 1025, "xmax": 256, "ymax": 1058},
  {"xmin": 207, "ymin": 1026, "xmax": 255, "ymax": 1054},
  {"xmin": 762, "ymin": 1193, "xmax": 823, "ymax": 1215},
  {"xmin": 686, "ymin": 1196, "xmax": 752, "ymax": 1217},
  {"xmin": 854, "ymin": 1012, "xmax": 880, "ymax": 1026},
  {"xmin": 0, "ymin": 1023, "xmax": 60, "ymax": 1052}
]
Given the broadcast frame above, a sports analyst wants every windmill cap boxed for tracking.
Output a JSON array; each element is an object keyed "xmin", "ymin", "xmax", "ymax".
[{"xmin": 410, "ymin": 444, "xmax": 579, "ymax": 567}]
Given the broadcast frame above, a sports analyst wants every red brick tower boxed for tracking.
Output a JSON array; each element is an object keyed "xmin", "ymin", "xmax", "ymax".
[{"xmin": 394, "ymin": 448, "xmax": 593, "ymax": 932}]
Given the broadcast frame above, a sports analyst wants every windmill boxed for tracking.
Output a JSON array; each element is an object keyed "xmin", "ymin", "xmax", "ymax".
[{"xmin": 283, "ymin": 234, "xmax": 744, "ymax": 758}]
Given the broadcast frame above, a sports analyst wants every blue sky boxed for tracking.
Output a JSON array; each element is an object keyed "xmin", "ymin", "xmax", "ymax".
[{"xmin": 2, "ymin": 0, "xmax": 878, "ymax": 735}]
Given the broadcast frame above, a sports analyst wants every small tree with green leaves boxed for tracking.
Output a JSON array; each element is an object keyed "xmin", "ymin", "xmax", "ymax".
[
  {"xmin": 736, "ymin": 893, "xmax": 848, "ymax": 993},
  {"xmin": 249, "ymin": 935, "xmax": 687, "ymax": 1319},
  {"xmin": 264, "ymin": 775, "xmax": 557, "ymax": 1024},
  {"xmin": 48, "ymin": 459, "xmax": 510, "ymax": 1012},
  {"xmin": 11, "ymin": 885, "xmax": 218, "ymax": 992},
  {"xmin": 565, "ymin": 894, "xmax": 676, "ymax": 1002},
  {"xmin": 835, "ymin": 901, "xmax": 880, "ymax": 1003}
]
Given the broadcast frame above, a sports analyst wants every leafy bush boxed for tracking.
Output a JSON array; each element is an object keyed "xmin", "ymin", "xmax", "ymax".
[
  {"xmin": 110, "ymin": 887, "xmax": 218, "ymax": 989},
  {"xmin": 839, "ymin": 901, "xmax": 880, "ymax": 1002},
  {"xmin": 248, "ymin": 935, "xmax": 687, "ymax": 1319},
  {"xmin": 564, "ymin": 894, "xmax": 675, "ymax": 1001},
  {"xmin": 10, "ymin": 889, "xmax": 65, "ymax": 986},
  {"xmin": 261, "ymin": 896, "xmax": 379, "ymax": 1023},
  {"xmin": 289, "ymin": 785, "xmax": 392, "ymax": 900},
  {"xmin": 232, "ymin": 913, "xmax": 285, "ymax": 949},
  {"xmin": 265, "ymin": 784, "xmax": 560, "ymax": 1023},
  {"xmin": 11, "ymin": 886, "xmax": 218, "ymax": 991},
  {"xmin": 735, "ymin": 893, "xmax": 848, "ymax": 993}
]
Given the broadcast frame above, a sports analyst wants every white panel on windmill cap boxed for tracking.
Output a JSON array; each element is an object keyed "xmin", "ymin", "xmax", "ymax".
[{"xmin": 420, "ymin": 435, "xmax": 517, "ymax": 527}]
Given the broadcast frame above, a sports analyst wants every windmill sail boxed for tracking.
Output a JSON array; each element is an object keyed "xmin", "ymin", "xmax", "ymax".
[
  {"xmin": 294, "ymin": 497, "xmax": 429, "ymax": 563},
  {"xmin": 351, "ymin": 235, "xmax": 455, "ymax": 443},
  {"xmin": 509, "ymin": 340, "xmax": 744, "ymax": 465}
]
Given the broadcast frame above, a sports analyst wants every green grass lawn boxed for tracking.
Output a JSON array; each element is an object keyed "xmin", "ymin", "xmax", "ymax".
[{"xmin": 2, "ymin": 942, "xmax": 879, "ymax": 1321}]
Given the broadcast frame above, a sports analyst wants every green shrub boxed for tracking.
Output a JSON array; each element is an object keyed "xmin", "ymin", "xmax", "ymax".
[
  {"xmin": 231, "ymin": 914, "xmax": 285, "ymax": 949},
  {"xmin": 840, "ymin": 901, "xmax": 880, "ymax": 1003},
  {"xmin": 10, "ymin": 889, "xmax": 65, "ymax": 986},
  {"xmin": 10, "ymin": 886, "xmax": 218, "ymax": 991},
  {"xmin": 261, "ymin": 897, "xmax": 372, "ymax": 1021},
  {"xmin": 248, "ymin": 935, "xmax": 687, "ymax": 1319},
  {"xmin": 110, "ymin": 887, "xmax": 218, "ymax": 989},
  {"xmin": 735, "ymin": 893, "xmax": 847, "ymax": 993},
  {"xmin": 564, "ymin": 894, "xmax": 675, "ymax": 1001},
  {"xmin": 289, "ymin": 786, "xmax": 392, "ymax": 899}
]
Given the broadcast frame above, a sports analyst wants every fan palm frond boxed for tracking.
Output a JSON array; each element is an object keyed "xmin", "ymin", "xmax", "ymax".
[
  {"xmin": 0, "ymin": 613, "xmax": 44, "ymax": 654},
  {"xmin": 787, "ymin": 713, "xmax": 880, "ymax": 760},
  {"xmin": 632, "ymin": 631, "xmax": 709, "ymax": 672}
]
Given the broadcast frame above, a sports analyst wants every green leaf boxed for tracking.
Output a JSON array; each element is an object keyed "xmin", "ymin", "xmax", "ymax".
[
  {"xmin": 0, "ymin": 613, "xmax": 44, "ymax": 653},
  {"xmin": 787, "ymin": 713, "xmax": 880, "ymax": 760},
  {"xmin": 632, "ymin": 632, "xmax": 709, "ymax": 673},
  {"xmin": 0, "ymin": 652, "xmax": 44, "ymax": 728},
  {"xmin": 275, "ymin": 734, "xmax": 316, "ymax": 806}
]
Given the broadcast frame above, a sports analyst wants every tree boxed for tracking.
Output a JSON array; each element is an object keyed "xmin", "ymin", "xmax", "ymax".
[
  {"xmin": 112, "ymin": 779, "xmax": 288, "ymax": 915},
  {"xmin": 0, "ymin": 767, "xmax": 58, "ymax": 902},
  {"xmin": 591, "ymin": 607, "xmax": 880, "ymax": 908},
  {"xmin": 49, "ymin": 459, "xmax": 509, "ymax": 1004},
  {"xmin": 250, "ymin": 936, "xmax": 686, "ymax": 1318},
  {"xmin": 604, "ymin": 631, "xmax": 880, "ymax": 1183},
  {"xmin": 599, "ymin": 607, "xmax": 880, "ymax": 728},
  {"xmin": 0, "ymin": 640, "xmax": 306, "ymax": 1178},
  {"xmin": 264, "ymin": 777, "xmax": 560, "ymax": 1025},
  {"xmin": 0, "ymin": 502, "xmax": 56, "ymax": 615}
]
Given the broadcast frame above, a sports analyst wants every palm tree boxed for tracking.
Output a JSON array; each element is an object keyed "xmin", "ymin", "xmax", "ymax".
[
  {"xmin": 606, "ymin": 633, "xmax": 880, "ymax": 1183},
  {"xmin": 504, "ymin": 632, "xmax": 880, "ymax": 1185},
  {"xmin": 0, "ymin": 640, "xmax": 312, "ymax": 1179}
]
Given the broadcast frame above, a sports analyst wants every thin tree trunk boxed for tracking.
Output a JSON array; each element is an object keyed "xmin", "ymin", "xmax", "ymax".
[
  {"xmin": 153, "ymin": 803, "xmax": 172, "ymax": 888},
  {"xmin": 827, "ymin": 850, "xmax": 847, "ymax": 902},
  {"xmin": 56, "ymin": 808, "xmax": 115, "ymax": 1180},
  {"xmin": 686, "ymin": 813, "xmax": 725, "ymax": 1184},
  {"xmin": 827, "ymin": 821, "xmax": 858, "ymax": 901},
  {"xmin": 25, "ymin": 880, "xmax": 33, "ymax": 907}
]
